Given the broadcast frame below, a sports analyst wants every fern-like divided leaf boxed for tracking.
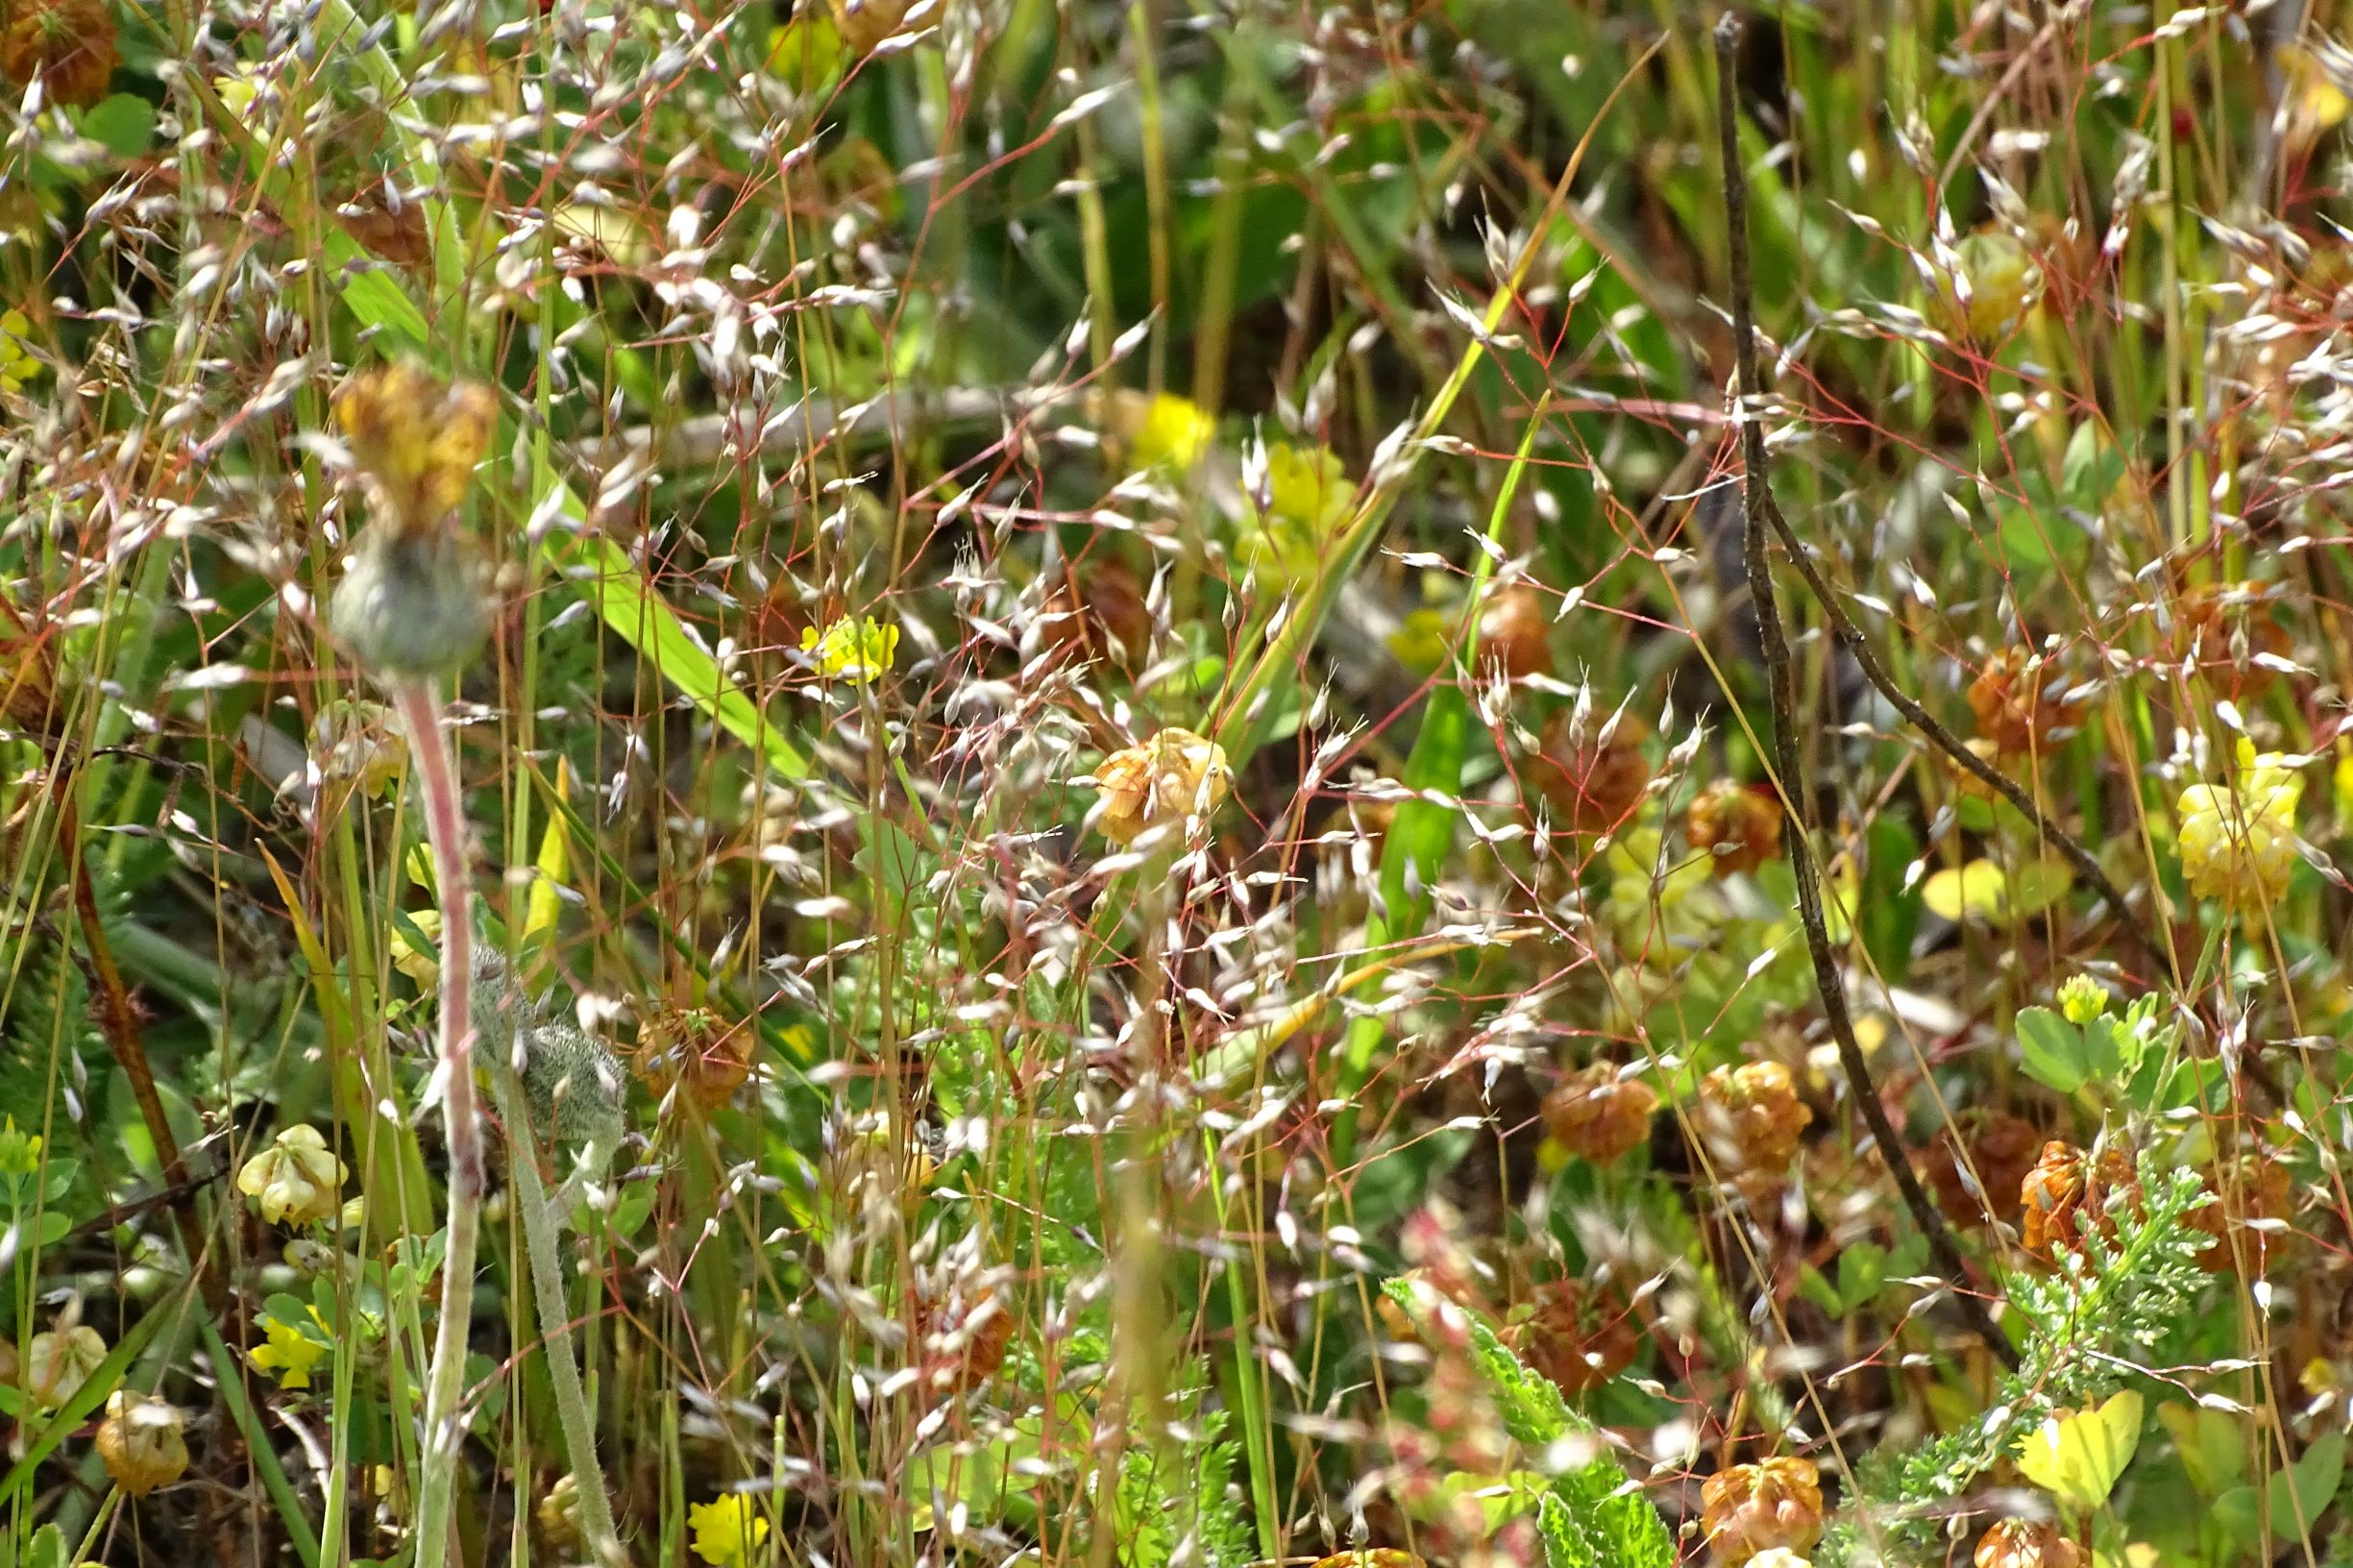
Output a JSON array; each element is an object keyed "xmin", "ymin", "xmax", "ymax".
[{"xmin": 1379, "ymin": 1277, "xmax": 1676, "ymax": 1568}]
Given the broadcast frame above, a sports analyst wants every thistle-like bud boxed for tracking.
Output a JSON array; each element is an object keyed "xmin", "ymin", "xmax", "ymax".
[{"xmin": 330, "ymin": 527, "xmax": 491, "ymax": 681}]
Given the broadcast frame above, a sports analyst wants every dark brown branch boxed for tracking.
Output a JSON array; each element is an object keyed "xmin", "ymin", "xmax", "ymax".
[{"xmin": 1714, "ymin": 15, "xmax": 2019, "ymax": 1372}]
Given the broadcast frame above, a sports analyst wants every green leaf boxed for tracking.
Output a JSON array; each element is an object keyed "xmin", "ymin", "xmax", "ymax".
[
  {"xmin": 81, "ymin": 93, "xmax": 155, "ymax": 159},
  {"xmin": 340, "ymin": 264, "xmax": 430, "ymax": 347},
  {"xmin": 2016, "ymin": 1007, "xmax": 2087, "ymax": 1094},
  {"xmin": 2158, "ymin": 1402, "xmax": 2244, "ymax": 1499},
  {"xmin": 2267, "ymin": 1429, "xmax": 2343, "ymax": 1539},
  {"xmin": 858, "ymin": 817, "xmax": 929, "ymax": 900},
  {"xmin": 25, "ymin": 1523, "xmax": 62, "ymax": 1568}
]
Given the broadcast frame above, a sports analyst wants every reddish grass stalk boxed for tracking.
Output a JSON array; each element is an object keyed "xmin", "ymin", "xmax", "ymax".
[{"xmin": 392, "ymin": 677, "xmax": 483, "ymax": 1568}]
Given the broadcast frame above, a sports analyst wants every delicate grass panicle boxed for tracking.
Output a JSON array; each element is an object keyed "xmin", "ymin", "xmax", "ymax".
[{"xmin": 3, "ymin": 2, "xmax": 2348, "ymax": 1565}]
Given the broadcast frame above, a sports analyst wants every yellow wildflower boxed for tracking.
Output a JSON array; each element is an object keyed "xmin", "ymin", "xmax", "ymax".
[
  {"xmin": 312, "ymin": 698, "xmax": 406, "ymax": 799},
  {"xmin": 334, "ymin": 362, "xmax": 498, "ymax": 530},
  {"xmin": 235, "ymin": 1123, "xmax": 348, "ymax": 1228},
  {"xmin": 799, "ymin": 614, "xmax": 898, "ymax": 683},
  {"xmin": 1132, "ymin": 392, "xmax": 1216, "ymax": 472},
  {"xmin": 0, "ymin": 309, "xmax": 36, "ymax": 392},
  {"xmin": 391, "ymin": 907, "xmax": 442, "ymax": 991},
  {"xmin": 2177, "ymin": 741, "xmax": 2303, "ymax": 915},
  {"xmin": 689, "ymin": 1493, "xmax": 772, "ymax": 1565},
  {"xmin": 2057, "ymin": 974, "xmax": 2108, "ymax": 1025},
  {"xmin": 248, "ymin": 1310, "xmax": 331, "ymax": 1389},
  {"xmin": 1385, "ymin": 606, "xmax": 1453, "ymax": 674},
  {"xmin": 1238, "ymin": 442, "xmax": 1352, "ymax": 588}
]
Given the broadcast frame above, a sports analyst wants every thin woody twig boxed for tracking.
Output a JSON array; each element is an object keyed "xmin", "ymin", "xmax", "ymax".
[{"xmin": 1714, "ymin": 15, "xmax": 2019, "ymax": 1372}]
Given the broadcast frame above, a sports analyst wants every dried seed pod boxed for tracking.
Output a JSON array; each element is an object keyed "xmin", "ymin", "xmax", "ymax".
[
  {"xmin": 1504, "ymin": 1280, "xmax": 1638, "ymax": 1395},
  {"xmin": 1974, "ymin": 1519, "xmax": 2082, "ymax": 1568},
  {"xmin": 1477, "ymin": 584, "xmax": 1552, "ymax": 678},
  {"xmin": 1091, "ymin": 727, "xmax": 1232, "ymax": 845},
  {"xmin": 1541, "ymin": 1064, "xmax": 1659, "ymax": 1164},
  {"xmin": 917, "ymin": 1286, "xmax": 1015, "ymax": 1393},
  {"xmin": 1925, "ymin": 1110, "xmax": 2042, "ymax": 1225},
  {"xmin": 0, "ymin": 0, "xmax": 116, "ymax": 107},
  {"xmin": 2186, "ymin": 1152, "xmax": 2293, "ymax": 1275},
  {"xmin": 649, "ymin": 1004, "xmax": 754, "ymax": 1114},
  {"xmin": 2019, "ymin": 1139, "xmax": 2138, "ymax": 1261},
  {"xmin": 1685, "ymin": 780, "xmax": 1784, "ymax": 876},
  {"xmin": 1698, "ymin": 1060, "xmax": 1812, "ymax": 1178},
  {"xmin": 1967, "ymin": 648, "xmax": 2081, "ymax": 759},
  {"xmin": 1701, "ymin": 1457, "xmax": 1825, "ymax": 1567},
  {"xmin": 1532, "ymin": 707, "xmax": 1650, "ymax": 836}
]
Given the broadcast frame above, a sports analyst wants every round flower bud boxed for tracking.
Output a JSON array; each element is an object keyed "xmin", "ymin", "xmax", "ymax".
[
  {"xmin": 1091, "ymin": 728, "xmax": 1232, "ymax": 846},
  {"xmin": 95, "ymin": 1389, "xmax": 189, "ymax": 1497},
  {"xmin": 0, "ymin": 0, "xmax": 118, "ymax": 108},
  {"xmin": 1541, "ymin": 1063, "xmax": 1659, "ymax": 1164},
  {"xmin": 24, "ymin": 1322, "xmax": 107, "ymax": 1409},
  {"xmin": 236, "ymin": 1122, "xmax": 348, "ymax": 1229},
  {"xmin": 329, "ymin": 527, "xmax": 491, "ymax": 681},
  {"xmin": 1685, "ymin": 780, "xmax": 1784, "ymax": 876},
  {"xmin": 1702, "ymin": 1457, "xmax": 1825, "ymax": 1566},
  {"xmin": 1974, "ymin": 1519, "xmax": 2082, "ymax": 1568}
]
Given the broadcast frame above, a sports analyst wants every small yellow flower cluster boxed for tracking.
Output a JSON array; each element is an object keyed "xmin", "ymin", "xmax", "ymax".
[
  {"xmin": 689, "ymin": 1493, "xmax": 772, "ymax": 1565},
  {"xmin": 1238, "ymin": 443, "xmax": 1353, "ymax": 588},
  {"xmin": 1125, "ymin": 391, "xmax": 1217, "ymax": 473},
  {"xmin": 235, "ymin": 1123, "xmax": 348, "ymax": 1228},
  {"xmin": 2176, "ymin": 741, "xmax": 2303, "ymax": 915},
  {"xmin": 799, "ymin": 614, "xmax": 898, "ymax": 683},
  {"xmin": 249, "ymin": 1307, "xmax": 333, "ymax": 1389}
]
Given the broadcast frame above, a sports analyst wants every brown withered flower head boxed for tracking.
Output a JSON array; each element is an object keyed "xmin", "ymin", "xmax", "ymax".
[
  {"xmin": 0, "ymin": 591, "xmax": 61, "ymax": 739},
  {"xmin": 1541, "ymin": 1063, "xmax": 1658, "ymax": 1164},
  {"xmin": 2185, "ymin": 1150, "xmax": 2293, "ymax": 1275},
  {"xmin": 1532, "ymin": 702, "xmax": 1650, "ymax": 836},
  {"xmin": 1091, "ymin": 727, "xmax": 1232, "ymax": 845},
  {"xmin": 1503, "ymin": 1279, "xmax": 1638, "ymax": 1396},
  {"xmin": 1478, "ymin": 583, "xmax": 1553, "ymax": 679},
  {"xmin": 1967, "ymin": 647, "xmax": 2083, "ymax": 759},
  {"xmin": 94, "ymin": 1388, "xmax": 188, "ymax": 1497},
  {"xmin": 1698, "ymin": 1060, "xmax": 1812, "ymax": 1180},
  {"xmin": 1685, "ymin": 780, "xmax": 1784, "ymax": 876},
  {"xmin": 1925, "ymin": 1109, "xmax": 2042, "ymax": 1226},
  {"xmin": 1701, "ymin": 1457, "xmax": 1825, "ymax": 1567},
  {"xmin": 2019, "ymin": 1139, "xmax": 2138, "ymax": 1262},
  {"xmin": 916, "ymin": 1286, "xmax": 1016, "ymax": 1394},
  {"xmin": 1042, "ymin": 559, "xmax": 1153, "ymax": 668},
  {"xmin": 0, "ymin": 0, "xmax": 117, "ymax": 108},
  {"xmin": 2172, "ymin": 580, "xmax": 2292, "ymax": 701},
  {"xmin": 1974, "ymin": 1519, "xmax": 2083, "ymax": 1568}
]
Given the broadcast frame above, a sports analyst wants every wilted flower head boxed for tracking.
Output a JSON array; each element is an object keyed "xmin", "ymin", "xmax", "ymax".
[
  {"xmin": 2177, "ymin": 741, "xmax": 2303, "ymax": 914},
  {"xmin": 799, "ymin": 614, "xmax": 898, "ymax": 683},
  {"xmin": 24, "ymin": 1320, "xmax": 106, "ymax": 1409},
  {"xmin": 2019, "ymin": 1139, "xmax": 2138, "ymax": 1261},
  {"xmin": 1974, "ymin": 1519, "xmax": 2082, "ymax": 1568},
  {"xmin": 1702, "ymin": 1457, "xmax": 1825, "ymax": 1566},
  {"xmin": 1697, "ymin": 1060, "xmax": 1812, "ymax": 1179},
  {"xmin": 1967, "ymin": 647, "xmax": 2080, "ymax": 759},
  {"xmin": 1532, "ymin": 703, "xmax": 1651, "ymax": 837},
  {"xmin": 336, "ymin": 363, "xmax": 498, "ymax": 532},
  {"xmin": 312, "ymin": 698, "xmax": 406, "ymax": 799},
  {"xmin": 1503, "ymin": 1279, "xmax": 1638, "ymax": 1395},
  {"xmin": 1091, "ymin": 727, "xmax": 1232, "ymax": 845},
  {"xmin": 1540, "ymin": 1063, "xmax": 1658, "ymax": 1164},
  {"xmin": 0, "ymin": 0, "xmax": 118, "ymax": 107},
  {"xmin": 1685, "ymin": 779, "xmax": 1783, "ymax": 876},
  {"xmin": 236, "ymin": 1122, "xmax": 348, "ymax": 1228},
  {"xmin": 2185, "ymin": 1150, "xmax": 2293, "ymax": 1275},
  {"xmin": 95, "ymin": 1389, "xmax": 189, "ymax": 1496}
]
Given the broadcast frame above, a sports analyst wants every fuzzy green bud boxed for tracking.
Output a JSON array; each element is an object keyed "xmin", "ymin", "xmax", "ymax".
[{"xmin": 329, "ymin": 527, "xmax": 489, "ymax": 680}]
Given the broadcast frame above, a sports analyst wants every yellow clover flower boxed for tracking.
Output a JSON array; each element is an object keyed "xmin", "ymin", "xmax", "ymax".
[
  {"xmin": 235, "ymin": 1123, "xmax": 348, "ymax": 1228},
  {"xmin": 1129, "ymin": 391, "xmax": 1216, "ymax": 472},
  {"xmin": 799, "ymin": 614, "xmax": 898, "ymax": 683},
  {"xmin": 689, "ymin": 1493, "xmax": 772, "ymax": 1565},
  {"xmin": 2177, "ymin": 741, "xmax": 2304, "ymax": 915},
  {"xmin": 249, "ymin": 1309, "xmax": 331, "ymax": 1389}
]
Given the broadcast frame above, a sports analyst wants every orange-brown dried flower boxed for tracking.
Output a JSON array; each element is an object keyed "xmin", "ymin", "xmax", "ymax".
[
  {"xmin": 650, "ymin": 1006, "xmax": 752, "ymax": 1113},
  {"xmin": 336, "ymin": 362, "xmax": 499, "ymax": 532},
  {"xmin": 1967, "ymin": 648, "xmax": 2082, "ymax": 759},
  {"xmin": 1975, "ymin": 1519, "xmax": 2083, "ymax": 1568},
  {"xmin": 0, "ymin": 593, "xmax": 60, "ymax": 739},
  {"xmin": 917, "ymin": 1287, "xmax": 1015, "ymax": 1393},
  {"xmin": 1698, "ymin": 1060, "xmax": 1812, "ymax": 1177},
  {"xmin": 1925, "ymin": 1110, "xmax": 2042, "ymax": 1226},
  {"xmin": 1042, "ymin": 560, "xmax": 1153, "ymax": 667},
  {"xmin": 1504, "ymin": 1280, "xmax": 1638, "ymax": 1396},
  {"xmin": 2173, "ymin": 582, "xmax": 2292, "ymax": 701},
  {"xmin": 1541, "ymin": 1063, "xmax": 1659, "ymax": 1164},
  {"xmin": 1685, "ymin": 780, "xmax": 1784, "ymax": 876},
  {"xmin": 1092, "ymin": 728, "xmax": 1231, "ymax": 845},
  {"xmin": 2019, "ymin": 1140, "xmax": 2138, "ymax": 1261},
  {"xmin": 1532, "ymin": 707, "xmax": 1650, "ymax": 836},
  {"xmin": 1478, "ymin": 584, "xmax": 1553, "ymax": 679},
  {"xmin": 1701, "ymin": 1457, "xmax": 1825, "ymax": 1566},
  {"xmin": 0, "ymin": 0, "xmax": 117, "ymax": 108},
  {"xmin": 2186, "ymin": 1152, "xmax": 2293, "ymax": 1275}
]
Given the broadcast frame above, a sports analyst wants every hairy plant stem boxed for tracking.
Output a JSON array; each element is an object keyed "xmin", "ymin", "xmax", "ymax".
[
  {"xmin": 487, "ymin": 1058, "xmax": 625, "ymax": 1564},
  {"xmin": 1713, "ymin": 17, "xmax": 2018, "ymax": 1372},
  {"xmin": 394, "ymin": 678, "xmax": 485, "ymax": 1568}
]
